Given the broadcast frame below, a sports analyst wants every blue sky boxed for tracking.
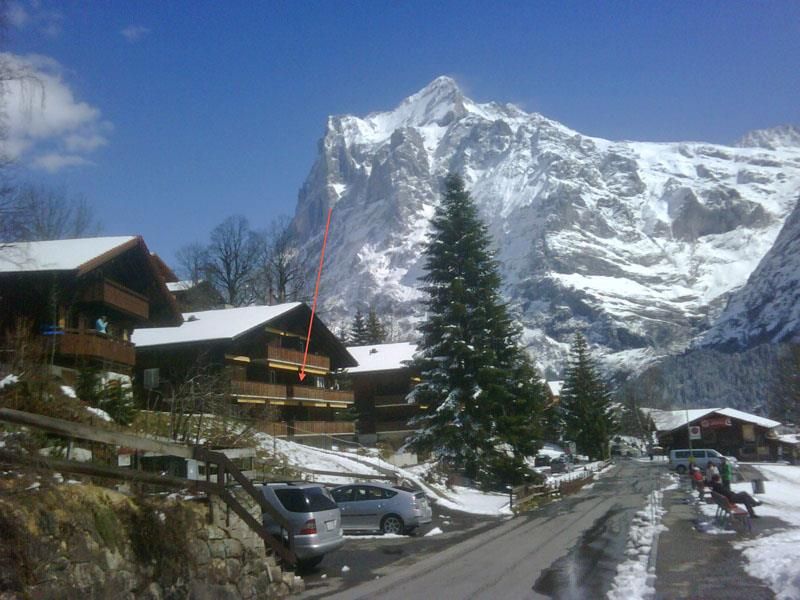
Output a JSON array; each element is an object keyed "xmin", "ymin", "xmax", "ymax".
[{"xmin": 4, "ymin": 1, "xmax": 799, "ymax": 267}]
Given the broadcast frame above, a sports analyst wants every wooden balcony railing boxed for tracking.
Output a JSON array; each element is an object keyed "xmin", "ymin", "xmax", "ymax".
[
  {"xmin": 80, "ymin": 278, "xmax": 149, "ymax": 320},
  {"xmin": 260, "ymin": 421, "xmax": 355, "ymax": 437},
  {"xmin": 230, "ymin": 380, "xmax": 288, "ymax": 400},
  {"xmin": 267, "ymin": 345, "xmax": 330, "ymax": 371},
  {"xmin": 58, "ymin": 328, "xmax": 136, "ymax": 367},
  {"xmin": 374, "ymin": 394, "xmax": 411, "ymax": 407},
  {"xmin": 289, "ymin": 386, "xmax": 354, "ymax": 405}
]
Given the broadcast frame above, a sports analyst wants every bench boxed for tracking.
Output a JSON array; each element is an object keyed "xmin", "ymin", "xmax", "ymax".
[{"xmin": 710, "ymin": 491, "xmax": 752, "ymax": 533}]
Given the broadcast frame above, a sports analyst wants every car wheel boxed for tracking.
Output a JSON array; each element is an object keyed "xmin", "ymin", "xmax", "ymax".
[
  {"xmin": 297, "ymin": 555, "xmax": 324, "ymax": 570},
  {"xmin": 676, "ymin": 465, "xmax": 686, "ymax": 475},
  {"xmin": 381, "ymin": 515, "xmax": 404, "ymax": 535}
]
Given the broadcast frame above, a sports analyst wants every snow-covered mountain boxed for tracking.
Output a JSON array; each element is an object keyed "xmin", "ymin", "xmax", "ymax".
[
  {"xmin": 695, "ymin": 197, "xmax": 800, "ymax": 350},
  {"xmin": 292, "ymin": 76, "xmax": 800, "ymax": 376}
]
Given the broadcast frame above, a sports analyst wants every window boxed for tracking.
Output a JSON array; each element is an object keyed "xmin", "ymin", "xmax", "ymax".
[
  {"xmin": 315, "ymin": 376, "xmax": 325, "ymax": 388},
  {"xmin": 692, "ymin": 450, "xmax": 706, "ymax": 459},
  {"xmin": 675, "ymin": 451, "xmax": 690, "ymax": 459},
  {"xmin": 274, "ymin": 487, "xmax": 337, "ymax": 512},
  {"xmin": 143, "ymin": 368, "xmax": 159, "ymax": 390},
  {"xmin": 331, "ymin": 487, "xmax": 353, "ymax": 502}
]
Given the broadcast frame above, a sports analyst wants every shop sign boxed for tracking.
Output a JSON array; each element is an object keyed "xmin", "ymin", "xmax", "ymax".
[{"xmin": 701, "ymin": 416, "xmax": 732, "ymax": 429}]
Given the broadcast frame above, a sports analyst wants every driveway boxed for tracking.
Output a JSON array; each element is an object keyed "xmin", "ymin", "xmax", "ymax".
[{"xmin": 301, "ymin": 459, "xmax": 672, "ymax": 599}]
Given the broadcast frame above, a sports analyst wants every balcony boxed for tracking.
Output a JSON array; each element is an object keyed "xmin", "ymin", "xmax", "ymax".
[
  {"xmin": 375, "ymin": 420, "xmax": 415, "ymax": 433},
  {"xmin": 58, "ymin": 328, "xmax": 136, "ymax": 367},
  {"xmin": 262, "ymin": 421, "xmax": 355, "ymax": 437},
  {"xmin": 80, "ymin": 278, "xmax": 149, "ymax": 320},
  {"xmin": 374, "ymin": 394, "xmax": 411, "ymax": 407},
  {"xmin": 289, "ymin": 386, "xmax": 354, "ymax": 406},
  {"xmin": 266, "ymin": 344, "xmax": 330, "ymax": 372},
  {"xmin": 230, "ymin": 380, "xmax": 288, "ymax": 402}
]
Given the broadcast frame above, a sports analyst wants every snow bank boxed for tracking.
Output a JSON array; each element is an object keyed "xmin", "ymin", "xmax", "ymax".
[
  {"xmin": 607, "ymin": 479, "xmax": 674, "ymax": 600},
  {"xmin": 732, "ymin": 465, "xmax": 800, "ymax": 599},
  {"xmin": 0, "ymin": 374, "xmax": 19, "ymax": 390}
]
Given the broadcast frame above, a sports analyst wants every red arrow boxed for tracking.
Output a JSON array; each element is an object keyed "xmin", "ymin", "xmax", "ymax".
[{"xmin": 299, "ymin": 207, "xmax": 333, "ymax": 382}]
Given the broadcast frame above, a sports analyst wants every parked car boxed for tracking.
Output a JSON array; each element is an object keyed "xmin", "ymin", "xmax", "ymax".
[
  {"xmin": 260, "ymin": 482, "xmax": 344, "ymax": 568},
  {"xmin": 549, "ymin": 456, "xmax": 573, "ymax": 474},
  {"xmin": 533, "ymin": 455, "xmax": 552, "ymax": 467},
  {"xmin": 330, "ymin": 482, "xmax": 433, "ymax": 535},
  {"xmin": 668, "ymin": 449, "xmax": 739, "ymax": 474}
]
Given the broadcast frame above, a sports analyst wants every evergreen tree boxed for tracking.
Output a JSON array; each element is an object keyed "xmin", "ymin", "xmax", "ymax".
[
  {"xmin": 559, "ymin": 333, "xmax": 617, "ymax": 460},
  {"xmin": 365, "ymin": 309, "xmax": 387, "ymax": 345},
  {"xmin": 348, "ymin": 309, "xmax": 370, "ymax": 345},
  {"xmin": 408, "ymin": 173, "xmax": 548, "ymax": 486}
]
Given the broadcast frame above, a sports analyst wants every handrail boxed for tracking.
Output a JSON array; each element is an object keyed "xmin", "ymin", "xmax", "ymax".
[{"xmin": 0, "ymin": 408, "xmax": 296, "ymax": 565}]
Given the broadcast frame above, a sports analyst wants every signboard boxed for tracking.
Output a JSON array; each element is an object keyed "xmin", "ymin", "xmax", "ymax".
[
  {"xmin": 689, "ymin": 425, "xmax": 702, "ymax": 440},
  {"xmin": 701, "ymin": 417, "xmax": 732, "ymax": 430}
]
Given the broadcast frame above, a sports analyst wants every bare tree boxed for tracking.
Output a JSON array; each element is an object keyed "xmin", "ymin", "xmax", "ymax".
[
  {"xmin": 256, "ymin": 216, "xmax": 308, "ymax": 304},
  {"xmin": 1, "ymin": 184, "xmax": 101, "ymax": 242},
  {"xmin": 203, "ymin": 215, "xmax": 261, "ymax": 307},
  {"xmin": 176, "ymin": 242, "xmax": 208, "ymax": 284}
]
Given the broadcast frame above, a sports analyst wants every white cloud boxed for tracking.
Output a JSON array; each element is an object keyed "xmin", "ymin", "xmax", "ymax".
[
  {"xmin": 0, "ymin": 53, "xmax": 110, "ymax": 172},
  {"xmin": 120, "ymin": 25, "xmax": 150, "ymax": 42},
  {"xmin": 6, "ymin": 2, "xmax": 63, "ymax": 38},
  {"xmin": 33, "ymin": 153, "xmax": 93, "ymax": 172}
]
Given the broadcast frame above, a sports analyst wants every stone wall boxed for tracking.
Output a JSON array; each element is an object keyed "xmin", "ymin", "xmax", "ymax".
[{"xmin": 0, "ymin": 479, "xmax": 303, "ymax": 599}]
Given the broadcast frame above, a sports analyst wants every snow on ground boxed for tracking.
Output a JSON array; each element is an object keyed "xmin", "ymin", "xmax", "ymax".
[
  {"xmin": 607, "ymin": 475, "xmax": 678, "ymax": 600},
  {"xmin": 86, "ymin": 407, "xmax": 112, "ymax": 422},
  {"xmin": 60, "ymin": 385, "xmax": 77, "ymax": 398},
  {"xmin": 255, "ymin": 434, "xmax": 516, "ymax": 515},
  {"xmin": 734, "ymin": 464, "xmax": 800, "ymax": 599},
  {"xmin": 0, "ymin": 374, "xmax": 19, "ymax": 390}
]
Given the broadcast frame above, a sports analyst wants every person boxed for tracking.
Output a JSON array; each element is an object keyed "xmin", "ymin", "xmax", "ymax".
[
  {"xmin": 709, "ymin": 474, "xmax": 761, "ymax": 517},
  {"xmin": 706, "ymin": 461, "xmax": 720, "ymax": 486},
  {"xmin": 691, "ymin": 464, "xmax": 705, "ymax": 499},
  {"xmin": 720, "ymin": 457, "xmax": 733, "ymax": 492},
  {"xmin": 95, "ymin": 315, "xmax": 108, "ymax": 335}
]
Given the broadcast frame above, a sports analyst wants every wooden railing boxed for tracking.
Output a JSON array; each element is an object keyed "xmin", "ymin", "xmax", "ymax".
[
  {"xmin": 290, "ymin": 421, "xmax": 355, "ymax": 435},
  {"xmin": 59, "ymin": 328, "xmax": 136, "ymax": 366},
  {"xmin": 374, "ymin": 394, "xmax": 410, "ymax": 407},
  {"xmin": 290, "ymin": 386, "xmax": 353, "ymax": 404},
  {"xmin": 0, "ymin": 408, "xmax": 296, "ymax": 565},
  {"xmin": 231, "ymin": 380, "xmax": 288, "ymax": 400},
  {"xmin": 267, "ymin": 345, "xmax": 330, "ymax": 371},
  {"xmin": 80, "ymin": 278, "xmax": 149, "ymax": 319}
]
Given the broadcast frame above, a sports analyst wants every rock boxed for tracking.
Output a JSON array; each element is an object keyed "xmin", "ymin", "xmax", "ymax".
[{"xmin": 222, "ymin": 538, "xmax": 243, "ymax": 559}]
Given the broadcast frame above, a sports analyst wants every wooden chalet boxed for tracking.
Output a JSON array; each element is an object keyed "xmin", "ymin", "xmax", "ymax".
[
  {"xmin": 131, "ymin": 303, "xmax": 358, "ymax": 434},
  {"xmin": 345, "ymin": 342, "xmax": 420, "ymax": 446},
  {"xmin": 0, "ymin": 236, "xmax": 181, "ymax": 378},
  {"xmin": 646, "ymin": 407, "xmax": 782, "ymax": 461}
]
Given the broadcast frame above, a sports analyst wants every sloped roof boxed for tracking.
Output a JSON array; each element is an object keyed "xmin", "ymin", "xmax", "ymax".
[
  {"xmin": 0, "ymin": 236, "xmax": 138, "ymax": 273},
  {"xmin": 132, "ymin": 303, "xmax": 302, "ymax": 347},
  {"xmin": 645, "ymin": 407, "xmax": 781, "ymax": 432},
  {"xmin": 547, "ymin": 380, "xmax": 564, "ymax": 397},
  {"xmin": 345, "ymin": 342, "xmax": 416, "ymax": 374}
]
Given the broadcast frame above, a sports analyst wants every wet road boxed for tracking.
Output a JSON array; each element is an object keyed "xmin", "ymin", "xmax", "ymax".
[{"xmin": 322, "ymin": 459, "xmax": 671, "ymax": 600}]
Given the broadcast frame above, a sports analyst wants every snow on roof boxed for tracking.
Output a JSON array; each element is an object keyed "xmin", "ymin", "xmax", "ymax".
[
  {"xmin": 547, "ymin": 380, "xmax": 564, "ymax": 397},
  {"xmin": 166, "ymin": 280, "xmax": 194, "ymax": 292},
  {"xmin": 715, "ymin": 408, "xmax": 781, "ymax": 430},
  {"xmin": 345, "ymin": 342, "xmax": 417, "ymax": 374},
  {"xmin": 132, "ymin": 303, "xmax": 301, "ymax": 347},
  {"xmin": 645, "ymin": 407, "xmax": 781, "ymax": 432},
  {"xmin": 0, "ymin": 236, "xmax": 137, "ymax": 273}
]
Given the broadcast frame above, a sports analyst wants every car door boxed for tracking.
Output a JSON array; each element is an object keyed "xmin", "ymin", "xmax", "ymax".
[
  {"xmin": 331, "ymin": 486, "xmax": 357, "ymax": 531},
  {"xmin": 354, "ymin": 485, "xmax": 387, "ymax": 532}
]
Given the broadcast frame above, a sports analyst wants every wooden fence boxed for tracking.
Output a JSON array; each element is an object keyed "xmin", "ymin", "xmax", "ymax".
[
  {"xmin": 0, "ymin": 408, "xmax": 297, "ymax": 565},
  {"xmin": 512, "ymin": 460, "xmax": 613, "ymax": 510}
]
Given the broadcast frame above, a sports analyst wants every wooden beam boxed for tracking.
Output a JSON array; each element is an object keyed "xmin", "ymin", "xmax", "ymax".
[{"xmin": 0, "ymin": 408, "xmax": 194, "ymax": 458}]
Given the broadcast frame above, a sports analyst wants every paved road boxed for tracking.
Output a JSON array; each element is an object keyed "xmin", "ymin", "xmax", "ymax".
[{"xmin": 316, "ymin": 460, "xmax": 671, "ymax": 599}]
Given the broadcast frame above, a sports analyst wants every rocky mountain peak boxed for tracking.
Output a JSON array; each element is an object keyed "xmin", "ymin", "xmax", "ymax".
[{"xmin": 736, "ymin": 124, "xmax": 800, "ymax": 150}]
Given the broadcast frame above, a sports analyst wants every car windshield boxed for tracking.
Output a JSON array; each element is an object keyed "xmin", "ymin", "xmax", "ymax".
[{"xmin": 274, "ymin": 487, "xmax": 338, "ymax": 512}]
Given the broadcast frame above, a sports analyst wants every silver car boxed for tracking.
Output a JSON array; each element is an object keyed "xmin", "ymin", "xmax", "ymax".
[
  {"xmin": 260, "ymin": 482, "xmax": 344, "ymax": 568},
  {"xmin": 330, "ymin": 482, "xmax": 433, "ymax": 535}
]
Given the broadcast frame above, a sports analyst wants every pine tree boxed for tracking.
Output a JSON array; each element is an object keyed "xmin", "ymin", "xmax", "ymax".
[
  {"xmin": 559, "ymin": 333, "xmax": 617, "ymax": 460},
  {"xmin": 408, "ymin": 173, "xmax": 548, "ymax": 485},
  {"xmin": 365, "ymin": 309, "xmax": 387, "ymax": 345},
  {"xmin": 348, "ymin": 309, "xmax": 370, "ymax": 345}
]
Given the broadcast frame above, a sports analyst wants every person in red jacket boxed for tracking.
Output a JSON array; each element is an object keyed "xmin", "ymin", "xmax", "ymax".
[{"xmin": 691, "ymin": 465, "xmax": 705, "ymax": 499}]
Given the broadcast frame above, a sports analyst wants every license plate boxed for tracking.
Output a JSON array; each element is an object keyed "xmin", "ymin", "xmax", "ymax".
[{"xmin": 325, "ymin": 520, "xmax": 336, "ymax": 531}]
